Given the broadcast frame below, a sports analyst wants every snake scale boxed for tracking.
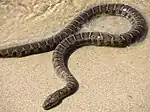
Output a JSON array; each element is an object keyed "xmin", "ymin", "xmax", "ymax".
[{"xmin": 0, "ymin": 3, "xmax": 148, "ymax": 110}]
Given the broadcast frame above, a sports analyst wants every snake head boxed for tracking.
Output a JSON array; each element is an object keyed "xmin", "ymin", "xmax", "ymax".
[{"xmin": 42, "ymin": 91, "xmax": 62, "ymax": 110}]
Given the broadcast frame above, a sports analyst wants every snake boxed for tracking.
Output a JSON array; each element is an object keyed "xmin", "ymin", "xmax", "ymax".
[{"xmin": 0, "ymin": 3, "xmax": 148, "ymax": 110}]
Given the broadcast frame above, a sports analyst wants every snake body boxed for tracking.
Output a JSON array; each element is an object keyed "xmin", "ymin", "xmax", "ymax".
[
  {"xmin": 0, "ymin": 3, "xmax": 148, "ymax": 110},
  {"xmin": 42, "ymin": 4, "xmax": 148, "ymax": 110}
]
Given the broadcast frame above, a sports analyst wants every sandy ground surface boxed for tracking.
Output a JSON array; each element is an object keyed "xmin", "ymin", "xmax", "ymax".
[{"xmin": 0, "ymin": 0, "xmax": 150, "ymax": 112}]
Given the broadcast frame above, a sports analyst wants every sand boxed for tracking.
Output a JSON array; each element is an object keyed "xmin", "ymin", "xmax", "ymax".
[{"xmin": 0, "ymin": 0, "xmax": 150, "ymax": 112}]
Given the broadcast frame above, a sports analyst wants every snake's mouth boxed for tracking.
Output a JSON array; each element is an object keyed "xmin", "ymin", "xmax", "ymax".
[
  {"xmin": 42, "ymin": 99, "xmax": 62, "ymax": 110},
  {"xmin": 42, "ymin": 100, "xmax": 56, "ymax": 110},
  {"xmin": 42, "ymin": 102, "xmax": 55, "ymax": 110}
]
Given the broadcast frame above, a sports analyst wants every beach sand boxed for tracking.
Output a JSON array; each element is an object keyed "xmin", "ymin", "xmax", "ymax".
[{"xmin": 0, "ymin": 0, "xmax": 150, "ymax": 112}]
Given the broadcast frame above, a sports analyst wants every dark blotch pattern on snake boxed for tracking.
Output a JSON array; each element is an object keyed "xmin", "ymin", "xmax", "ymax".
[{"xmin": 0, "ymin": 3, "xmax": 148, "ymax": 110}]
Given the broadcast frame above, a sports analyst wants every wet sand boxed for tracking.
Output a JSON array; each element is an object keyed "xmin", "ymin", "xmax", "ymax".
[{"xmin": 0, "ymin": 0, "xmax": 150, "ymax": 112}]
